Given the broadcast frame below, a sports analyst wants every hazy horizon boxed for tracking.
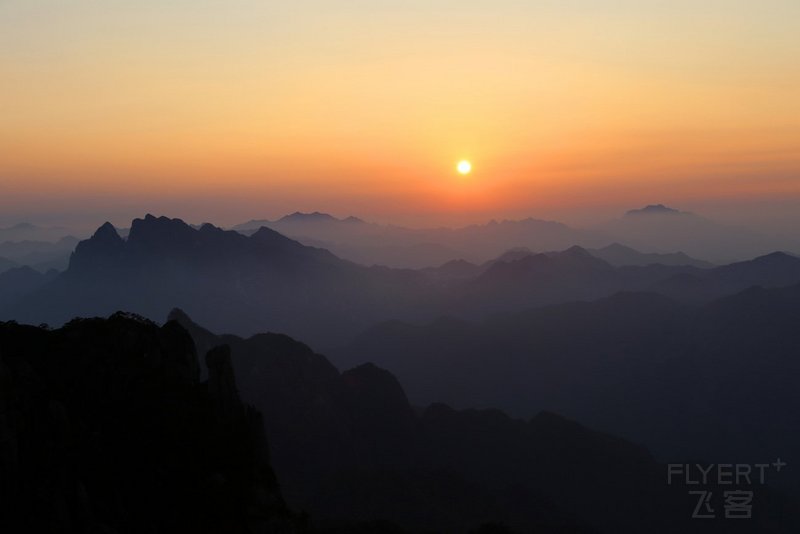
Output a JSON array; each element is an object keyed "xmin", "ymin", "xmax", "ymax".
[
  {"xmin": 2, "ymin": 199, "xmax": 800, "ymax": 241},
  {"xmin": 2, "ymin": 0, "xmax": 799, "ymax": 234}
]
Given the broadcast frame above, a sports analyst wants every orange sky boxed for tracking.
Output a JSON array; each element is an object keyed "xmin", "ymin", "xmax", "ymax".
[{"xmin": 1, "ymin": 1, "xmax": 799, "ymax": 228}]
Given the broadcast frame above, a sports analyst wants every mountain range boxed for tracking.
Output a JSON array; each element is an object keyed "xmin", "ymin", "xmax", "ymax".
[
  {"xmin": 234, "ymin": 211, "xmax": 603, "ymax": 269},
  {"xmin": 3, "ymin": 211, "xmax": 800, "ymax": 531},
  {"xmin": 597, "ymin": 204, "xmax": 789, "ymax": 263},
  {"xmin": 4, "ymin": 214, "xmax": 800, "ymax": 348},
  {"xmin": 168, "ymin": 309, "xmax": 797, "ymax": 533},
  {"xmin": 332, "ymin": 283, "xmax": 800, "ymax": 480},
  {"xmin": 233, "ymin": 205, "xmax": 796, "ymax": 267}
]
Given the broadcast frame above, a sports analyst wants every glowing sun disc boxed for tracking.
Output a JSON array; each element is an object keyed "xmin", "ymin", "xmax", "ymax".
[{"xmin": 457, "ymin": 160, "xmax": 472, "ymax": 175}]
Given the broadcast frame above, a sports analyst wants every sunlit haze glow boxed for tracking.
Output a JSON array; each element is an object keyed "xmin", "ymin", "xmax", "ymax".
[{"xmin": 1, "ymin": 1, "xmax": 799, "ymax": 229}]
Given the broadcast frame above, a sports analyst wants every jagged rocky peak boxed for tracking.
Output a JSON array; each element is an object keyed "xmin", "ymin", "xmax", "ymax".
[
  {"xmin": 0, "ymin": 313, "xmax": 299, "ymax": 531},
  {"xmin": 167, "ymin": 306, "xmax": 192, "ymax": 324},
  {"xmin": 199, "ymin": 222, "xmax": 223, "ymax": 233},
  {"xmin": 92, "ymin": 221, "xmax": 123, "ymax": 243},
  {"xmin": 127, "ymin": 214, "xmax": 196, "ymax": 245},
  {"xmin": 68, "ymin": 221, "xmax": 124, "ymax": 271}
]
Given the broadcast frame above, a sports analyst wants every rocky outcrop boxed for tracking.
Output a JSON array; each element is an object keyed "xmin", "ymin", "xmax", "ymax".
[
  {"xmin": 206, "ymin": 344, "xmax": 244, "ymax": 422},
  {"xmin": 67, "ymin": 221, "xmax": 124, "ymax": 273},
  {"xmin": 0, "ymin": 313, "xmax": 302, "ymax": 533}
]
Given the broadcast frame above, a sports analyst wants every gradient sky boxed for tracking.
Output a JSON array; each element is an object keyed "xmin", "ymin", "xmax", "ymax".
[{"xmin": 1, "ymin": 0, "xmax": 799, "ymax": 229}]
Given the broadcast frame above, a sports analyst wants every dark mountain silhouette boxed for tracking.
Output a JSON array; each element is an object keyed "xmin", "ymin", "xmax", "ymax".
[
  {"xmin": 422, "ymin": 243, "xmax": 712, "ymax": 285},
  {"xmin": 334, "ymin": 284, "xmax": 800, "ymax": 480},
  {"xmin": 460, "ymin": 246, "xmax": 619, "ymax": 313},
  {"xmin": 0, "ymin": 217, "xmax": 621, "ymax": 346},
  {"xmin": 421, "ymin": 258, "xmax": 483, "ymax": 281},
  {"xmin": 447, "ymin": 246, "xmax": 719, "ymax": 316},
  {"xmin": 589, "ymin": 242, "xmax": 714, "ymax": 268},
  {"xmin": 0, "ymin": 313, "xmax": 301, "ymax": 533},
  {"xmin": 650, "ymin": 251, "xmax": 800, "ymax": 303},
  {"xmin": 3, "ymin": 215, "xmax": 443, "ymax": 346},
  {"xmin": 486, "ymin": 246, "xmax": 537, "ymax": 264},
  {"xmin": 711, "ymin": 251, "xmax": 800, "ymax": 289},
  {"xmin": 170, "ymin": 309, "xmax": 796, "ymax": 533},
  {"xmin": 5, "ymin": 215, "xmax": 800, "ymax": 348},
  {"xmin": 463, "ymin": 247, "xmax": 800, "ymax": 311}
]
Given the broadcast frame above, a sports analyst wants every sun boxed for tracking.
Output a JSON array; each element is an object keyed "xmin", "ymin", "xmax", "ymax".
[{"xmin": 457, "ymin": 160, "xmax": 472, "ymax": 175}]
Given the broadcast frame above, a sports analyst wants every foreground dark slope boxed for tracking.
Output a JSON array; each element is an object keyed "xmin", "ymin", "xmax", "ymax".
[
  {"xmin": 170, "ymin": 309, "xmax": 796, "ymax": 533},
  {"xmin": 334, "ymin": 284, "xmax": 800, "ymax": 470},
  {"xmin": 0, "ymin": 313, "xmax": 300, "ymax": 533}
]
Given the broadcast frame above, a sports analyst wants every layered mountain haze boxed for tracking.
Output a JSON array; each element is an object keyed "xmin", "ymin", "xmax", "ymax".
[
  {"xmin": 333, "ymin": 283, "xmax": 800, "ymax": 475},
  {"xmin": 0, "ymin": 236, "xmax": 80, "ymax": 272},
  {"xmin": 2, "ymin": 212, "xmax": 799, "ymax": 530},
  {"xmin": 598, "ymin": 205, "xmax": 791, "ymax": 263},
  {"xmin": 234, "ymin": 212, "xmax": 606, "ymax": 268},
  {"xmin": 589, "ymin": 242, "xmax": 714, "ymax": 268},
  {"xmin": 4, "ymin": 213, "xmax": 800, "ymax": 349},
  {"xmin": 3, "ymin": 215, "xmax": 440, "ymax": 346},
  {"xmin": 233, "ymin": 205, "xmax": 798, "ymax": 268},
  {"xmin": 0, "ymin": 222, "xmax": 74, "ymax": 243}
]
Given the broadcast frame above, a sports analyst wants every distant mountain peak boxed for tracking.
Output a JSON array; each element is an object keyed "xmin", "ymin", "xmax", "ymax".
[
  {"xmin": 199, "ymin": 222, "xmax": 224, "ymax": 234},
  {"xmin": 625, "ymin": 204, "xmax": 684, "ymax": 217},
  {"xmin": 249, "ymin": 225, "xmax": 298, "ymax": 245},
  {"xmin": 68, "ymin": 221, "xmax": 125, "ymax": 272},
  {"xmin": 750, "ymin": 251, "xmax": 798, "ymax": 264},
  {"xmin": 562, "ymin": 245, "xmax": 592, "ymax": 257},
  {"xmin": 601, "ymin": 242, "xmax": 637, "ymax": 253},
  {"xmin": 92, "ymin": 222, "xmax": 122, "ymax": 243},
  {"xmin": 278, "ymin": 211, "xmax": 338, "ymax": 223},
  {"xmin": 493, "ymin": 247, "xmax": 535, "ymax": 264},
  {"xmin": 167, "ymin": 307, "xmax": 193, "ymax": 324}
]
